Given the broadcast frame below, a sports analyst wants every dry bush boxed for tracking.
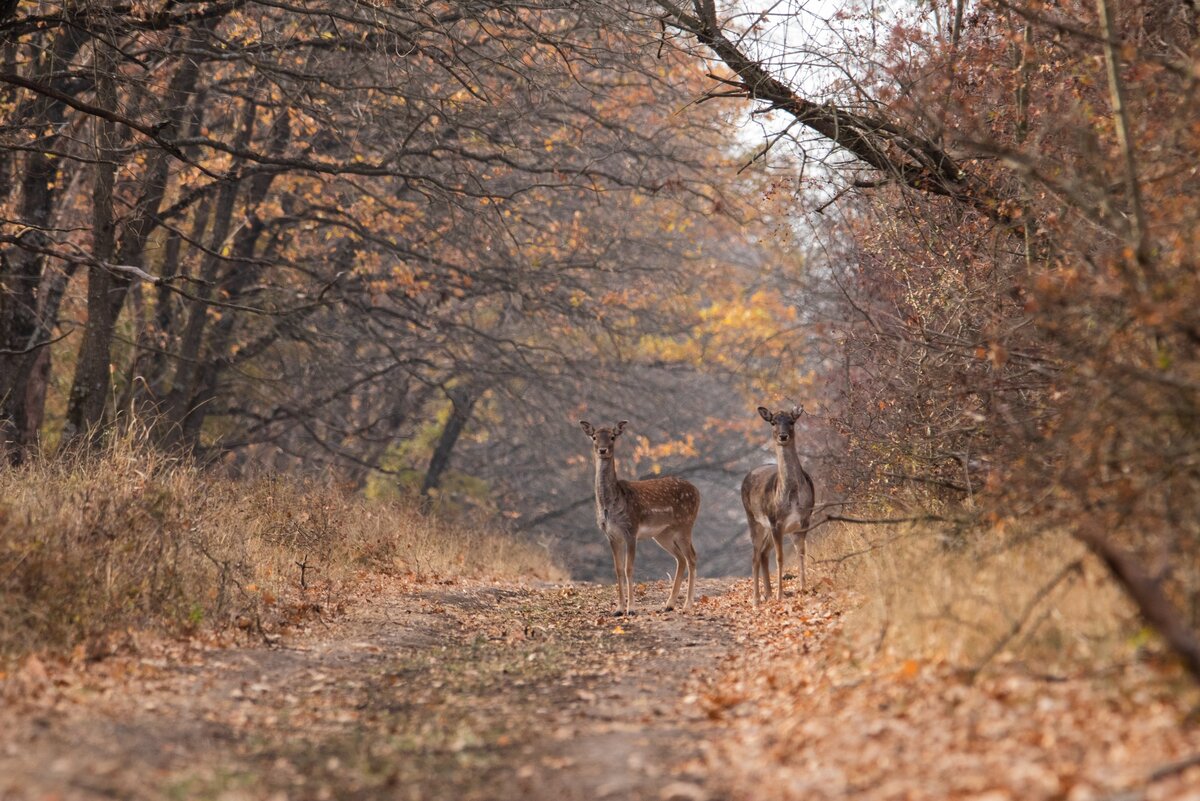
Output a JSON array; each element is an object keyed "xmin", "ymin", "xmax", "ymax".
[
  {"xmin": 811, "ymin": 523, "xmax": 1142, "ymax": 674},
  {"xmin": 0, "ymin": 436, "xmax": 563, "ymax": 663}
]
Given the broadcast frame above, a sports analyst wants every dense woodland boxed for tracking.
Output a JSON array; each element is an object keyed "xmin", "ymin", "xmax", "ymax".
[{"xmin": 1, "ymin": 0, "xmax": 1198, "ymax": 682}]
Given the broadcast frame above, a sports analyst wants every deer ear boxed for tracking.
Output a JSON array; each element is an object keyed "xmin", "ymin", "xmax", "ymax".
[
  {"xmin": 614, "ymin": 420, "xmax": 628, "ymax": 436},
  {"xmin": 579, "ymin": 420, "xmax": 595, "ymax": 437},
  {"xmin": 791, "ymin": 405, "xmax": 804, "ymax": 418},
  {"xmin": 757, "ymin": 406, "xmax": 773, "ymax": 423}
]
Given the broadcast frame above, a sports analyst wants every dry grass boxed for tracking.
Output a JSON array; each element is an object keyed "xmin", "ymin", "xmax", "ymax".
[
  {"xmin": 808, "ymin": 521, "xmax": 1143, "ymax": 674},
  {"xmin": 0, "ymin": 436, "xmax": 563, "ymax": 663}
]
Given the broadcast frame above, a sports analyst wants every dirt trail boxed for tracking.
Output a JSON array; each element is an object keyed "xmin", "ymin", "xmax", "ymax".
[
  {"xmin": 5, "ymin": 572, "xmax": 1198, "ymax": 801},
  {"xmin": 0, "ymin": 576, "xmax": 748, "ymax": 801}
]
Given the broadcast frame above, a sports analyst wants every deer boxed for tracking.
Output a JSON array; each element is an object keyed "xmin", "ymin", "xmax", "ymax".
[
  {"xmin": 579, "ymin": 420, "xmax": 700, "ymax": 616},
  {"xmin": 742, "ymin": 405, "xmax": 816, "ymax": 606}
]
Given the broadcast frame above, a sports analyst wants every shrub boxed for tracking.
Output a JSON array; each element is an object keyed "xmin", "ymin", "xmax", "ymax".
[{"xmin": 0, "ymin": 437, "xmax": 563, "ymax": 662}]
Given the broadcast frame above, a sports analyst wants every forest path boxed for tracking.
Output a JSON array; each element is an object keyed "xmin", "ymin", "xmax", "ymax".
[{"xmin": 0, "ymin": 574, "xmax": 778, "ymax": 801}]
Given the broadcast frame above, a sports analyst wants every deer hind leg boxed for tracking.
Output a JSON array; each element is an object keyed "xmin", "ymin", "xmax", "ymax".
[
  {"xmin": 663, "ymin": 540, "xmax": 685, "ymax": 613},
  {"xmin": 654, "ymin": 533, "xmax": 684, "ymax": 612},
  {"xmin": 683, "ymin": 538, "xmax": 697, "ymax": 611},
  {"xmin": 774, "ymin": 529, "xmax": 785, "ymax": 602}
]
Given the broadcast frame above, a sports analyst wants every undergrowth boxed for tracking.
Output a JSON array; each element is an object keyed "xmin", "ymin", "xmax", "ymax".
[
  {"xmin": 811, "ymin": 520, "xmax": 1143, "ymax": 675},
  {"xmin": 0, "ymin": 437, "xmax": 563, "ymax": 663}
]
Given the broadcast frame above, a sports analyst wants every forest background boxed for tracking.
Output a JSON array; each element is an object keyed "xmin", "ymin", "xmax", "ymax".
[{"xmin": 1, "ymin": 0, "xmax": 1198, "ymax": 682}]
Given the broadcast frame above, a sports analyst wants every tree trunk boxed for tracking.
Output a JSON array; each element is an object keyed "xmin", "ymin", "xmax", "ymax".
[
  {"xmin": 0, "ymin": 25, "xmax": 89, "ymax": 462},
  {"xmin": 160, "ymin": 110, "xmax": 288, "ymax": 449},
  {"xmin": 1076, "ymin": 528, "xmax": 1200, "ymax": 682},
  {"xmin": 62, "ymin": 43, "xmax": 122, "ymax": 445},
  {"xmin": 175, "ymin": 212, "xmax": 271, "ymax": 451},
  {"xmin": 421, "ymin": 384, "xmax": 481, "ymax": 499}
]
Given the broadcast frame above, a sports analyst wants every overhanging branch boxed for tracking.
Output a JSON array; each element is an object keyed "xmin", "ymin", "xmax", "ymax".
[{"xmin": 652, "ymin": 0, "xmax": 1017, "ymax": 226}]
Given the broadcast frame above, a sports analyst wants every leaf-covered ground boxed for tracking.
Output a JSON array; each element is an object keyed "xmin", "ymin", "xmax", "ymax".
[{"xmin": 2, "ymin": 573, "xmax": 1197, "ymax": 800}]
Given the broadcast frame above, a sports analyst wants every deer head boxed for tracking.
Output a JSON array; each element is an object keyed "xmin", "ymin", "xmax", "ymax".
[
  {"xmin": 579, "ymin": 420, "xmax": 628, "ymax": 460},
  {"xmin": 757, "ymin": 405, "xmax": 804, "ymax": 446}
]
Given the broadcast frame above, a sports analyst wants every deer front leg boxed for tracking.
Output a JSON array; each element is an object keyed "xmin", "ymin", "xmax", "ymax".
[
  {"xmin": 774, "ymin": 530, "xmax": 785, "ymax": 602},
  {"xmin": 623, "ymin": 535, "xmax": 637, "ymax": 615},
  {"xmin": 799, "ymin": 531, "xmax": 808, "ymax": 594},
  {"xmin": 751, "ymin": 537, "xmax": 762, "ymax": 606},
  {"xmin": 759, "ymin": 547, "xmax": 772, "ymax": 601},
  {"xmin": 609, "ymin": 538, "xmax": 626, "ymax": 616}
]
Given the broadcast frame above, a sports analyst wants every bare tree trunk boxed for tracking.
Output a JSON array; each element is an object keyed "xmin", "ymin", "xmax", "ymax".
[
  {"xmin": 63, "ymin": 43, "xmax": 122, "ymax": 445},
  {"xmin": 19, "ymin": 260, "xmax": 79, "ymax": 447},
  {"xmin": 0, "ymin": 25, "xmax": 88, "ymax": 462},
  {"xmin": 950, "ymin": 0, "xmax": 967, "ymax": 48},
  {"xmin": 1095, "ymin": 0, "xmax": 1152, "ymax": 277},
  {"xmin": 113, "ymin": 52, "xmax": 208, "ymax": 423},
  {"xmin": 1076, "ymin": 528, "xmax": 1200, "ymax": 681},
  {"xmin": 421, "ymin": 384, "xmax": 481, "ymax": 498},
  {"xmin": 136, "ymin": 195, "xmax": 213, "ymax": 412},
  {"xmin": 175, "ymin": 210, "xmax": 273, "ymax": 451},
  {"xmin": 63, "ymin": 33, "xmax": 205, "ymax": 445},
  {"xmin": 158, "ymin": 102, "xmax": 262, "ymax": 447}
]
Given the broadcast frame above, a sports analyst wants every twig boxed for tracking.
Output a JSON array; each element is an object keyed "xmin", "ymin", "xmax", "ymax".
[
  {"xmin": 0, "ymin": 326, "xmax": 75, "ymax": 355},
  {"xmin": 295, "ymin": 554, "xmax": 313, "ymax": 589},
  {"xmin": 812, "ymin": 529, "xmax": 915, "ymax": 565},
  {"xmin": 1095, "ymin": 753, "xmax": 1200, "ymax": 801},
  {"xmin": 822, "ymin": 513, "xmax": 947, "ymax": 525},
  {"xmin": 1147, "ymin": 753, "xmax": 1200, "ymax": 783},
  {"xmin": 966, "ymin": 559, "xmax": 1083, "ymax": 682}
]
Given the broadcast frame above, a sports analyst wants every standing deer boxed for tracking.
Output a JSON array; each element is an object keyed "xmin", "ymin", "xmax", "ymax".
[
  {"xmin": 579, "ymin": 420, "xmax": 700, "ymax": 616},
  {"xmin": 742, "ymin": 406, "xmax": 815, "ymax": 605}
]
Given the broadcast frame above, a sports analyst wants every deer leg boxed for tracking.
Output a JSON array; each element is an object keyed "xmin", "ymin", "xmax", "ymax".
[
  {"xmin": 750, "ymin": 532, "xmax": 763, "ymax": 606},
  {"xmin": 623, "ymin": 536, "xmax": 637, "ymax": 615},
  {"xmin": 774, "ymin": 530, "xmax": 785, "ymax": 602},
  {"xmin": 683, "ymin": 539, "xmax": 697, "ymax": 611},
  {"xmin": 664, "ymin": 545, "xmax": 684, "ymax": 613},
  {"xmin": 608, "ymin": 538, "xmax": 626, "ymax": 616},
  {"xmin": 750, "ymin": 546, "xmax": 760, "ymax": 606},
  {"xmin": 760, "ymin": 547, "xmax": 772, "ymax": 601},
  {"xmin": 799, "ymin": 531, "xmax": 808, "ymax": 594}
]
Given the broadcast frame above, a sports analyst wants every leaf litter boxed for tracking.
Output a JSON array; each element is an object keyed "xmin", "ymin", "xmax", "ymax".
[{"xmin": 0, "ymin": 571, "xmax": 1196, "ymax": 800}]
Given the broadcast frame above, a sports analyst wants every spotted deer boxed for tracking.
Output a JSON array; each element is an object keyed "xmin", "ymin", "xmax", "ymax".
[
  {"xmin": 742, "ymin": 406, "xmax": 816, "ymax": 605},
  {"xmin": 579, "ymin": 420, "xmax": 700, "ymax": 616}
]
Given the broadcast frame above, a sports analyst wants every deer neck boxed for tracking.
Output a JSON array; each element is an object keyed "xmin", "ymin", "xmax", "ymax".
[
  {"xmin": 594, "ymin": 456, "xmax": 625, "ymax": 517},
  {"xmin": 773, "ymin": 441, "xmax": 805, "ymax": 500}
]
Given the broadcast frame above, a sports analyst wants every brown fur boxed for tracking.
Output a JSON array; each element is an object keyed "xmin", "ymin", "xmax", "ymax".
[
  {"xmin": 580, "ymin": 420, "xmax": 700, "ymax": 615},
  {"xmin": 742, "ymin": 406, "xmax": 816, "ymax": 605}
]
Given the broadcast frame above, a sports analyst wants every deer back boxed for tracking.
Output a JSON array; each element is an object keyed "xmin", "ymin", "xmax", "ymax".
[{"xmin": 621, "ymin": 475, "xmax": 700, "ymax": 532}]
